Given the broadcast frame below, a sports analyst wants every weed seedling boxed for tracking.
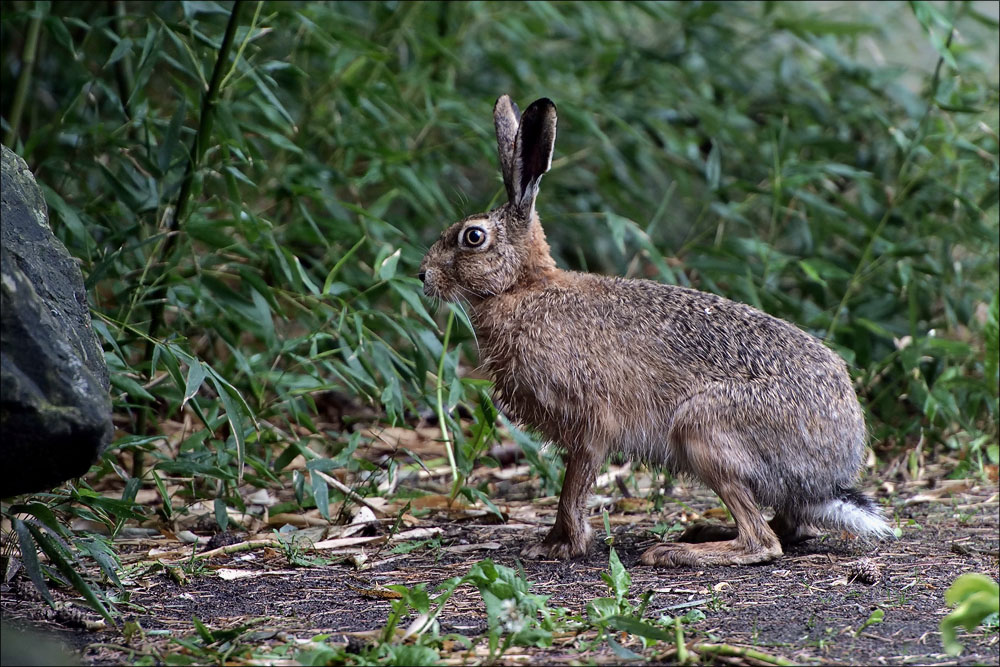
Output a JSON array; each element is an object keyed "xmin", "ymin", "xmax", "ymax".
[
  {"xmin": 855, "ymin": 608, "xmax": 886, "ymax": 636},
  {"xmin": 707, "ymin": 592, "xmax": 729, "ymax": 612}
]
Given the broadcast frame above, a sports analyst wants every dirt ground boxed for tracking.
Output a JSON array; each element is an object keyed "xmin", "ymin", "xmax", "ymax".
[{"xmin": 2, "ymin": 462, "xmax": 998, "ymax": 666}]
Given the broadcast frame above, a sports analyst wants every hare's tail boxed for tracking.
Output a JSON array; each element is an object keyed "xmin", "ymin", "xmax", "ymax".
[{"xmin": 803, "ymin": 488, "xmax": 895, "ymax": 539}]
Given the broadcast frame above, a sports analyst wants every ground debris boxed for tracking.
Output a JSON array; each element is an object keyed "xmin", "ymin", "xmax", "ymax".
[{"xmin": 3, "ymin": 479, "xmax": 997, "ymax": 666}]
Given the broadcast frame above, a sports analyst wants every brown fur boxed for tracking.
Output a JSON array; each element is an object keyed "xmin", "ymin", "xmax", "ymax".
[{"xmin": 419, "ymin": 96, "xmax": 891, "ymax": 567}]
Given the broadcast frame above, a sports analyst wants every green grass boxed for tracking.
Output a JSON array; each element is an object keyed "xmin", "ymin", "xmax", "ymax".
[{"xmin": 1, "ymin": 0, "xmax": 997, "ymax": 643}]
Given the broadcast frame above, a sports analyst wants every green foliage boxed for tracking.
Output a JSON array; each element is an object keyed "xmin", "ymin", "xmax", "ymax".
[
  {"xmin": 259, "ymin": 551, "xmax": 798, "ymax": 664},
  {"xmin": 290, "ymin": 552, "xmax": 678, "ymax": 664},
  {"xmin": 272, "ymin": 529, "xmax": 334, "ymax": 568},
  {"xmin": 290, "ymin": 576, "xmax": 473, "ymax": 665},
  {"xmin": 3, "ymin": 494, "xmax": 128, "ymax": 623},
  {"xmin": 6, "ymin": 499, "xmax": 123, "ymax": 624},
  {"xmin": 287, "ymin": 560, "xmax": 563, "ymax": 664},
  {"xmin": 588, "ymin": 547, "xmax": 638, "ymax": 623},
  {"xmin": 1, "ymin": 0, "xmax": 993, "ymax": 486},
  {"xmin": 855, "ymin": 607, "xmax": 885, "ymax": 636},
  {"xmin": 464, "ymin": 559, "xmax": 562, "ymax": 658},
  {"xmin": 0, "ymin": 0, "xmax": 997, "ymax": 632},
  {"xmin": 941, "ymin": 573, "xmax": 1000, "ymax": 656},
  {"xmin": 586, "ymin": 547, "xmax": 684, "ymax": 655},
  {"xmin": 151, "ymin": 616, "xmax": 268, "ymax": 665}
]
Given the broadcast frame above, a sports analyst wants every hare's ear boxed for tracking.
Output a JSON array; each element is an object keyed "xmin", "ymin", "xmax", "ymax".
[
  {"xmin": 510, "ymin": 98, "xmax": 557, "ymax": 222},
  {"xmin": 494, "ymin": 95, "xmax": 521, "ymax": 202}
]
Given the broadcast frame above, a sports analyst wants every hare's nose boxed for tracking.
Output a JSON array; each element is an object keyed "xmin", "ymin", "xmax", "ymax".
[{"xmin": 418, "ymin": 271, "xmax": 427, "ymax": 283}]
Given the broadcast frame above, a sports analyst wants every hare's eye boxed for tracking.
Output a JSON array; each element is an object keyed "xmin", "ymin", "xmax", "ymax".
[{"xmin": 462, "ymin": 226, "xmax": 487, "ymax": 248}]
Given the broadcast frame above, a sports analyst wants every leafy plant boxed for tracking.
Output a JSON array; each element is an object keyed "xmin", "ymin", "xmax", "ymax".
[
  {"xmin": 855, "ymin": 608, "xmax": 886, "ymax": 636},
  {"xmin": 941, "ymin": 573, "xmax": 1000, "ymax": 655},
  {"xmin": 464, "ymin": 559, "xmax": 566, "ymax": 659},
  {"xmin": 288, "ymin": 561, "xmax": 556, "ymax": 665},
  {"xmin": 5, "ymin": 500, "xmax": 122, "ymax": 624},
  {"xmin": 587, "ymin": 548, "xmax": 646, "ymax": 624},
  {"xmin": 166, "ymin": 616, "xmax": 264, "ymax": 665}
]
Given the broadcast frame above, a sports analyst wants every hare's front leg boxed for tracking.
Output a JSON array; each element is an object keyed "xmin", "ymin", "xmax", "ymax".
[{"xmin": 522, "ymin": 446, "xmax": 602, "ymax": 560}]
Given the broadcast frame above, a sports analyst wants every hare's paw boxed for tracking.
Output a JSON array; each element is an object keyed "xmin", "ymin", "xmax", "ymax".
[
  {"xmin": 682, "ymin": 517, "xmax": 818, "ymax": 547},
  {"xmin": 522, "ymin": 525, "xmax": 592, "ymax": 560},
  {"xmin": 768, "ymin": 515, "xmax": 820, "ymax": 546},
  {"xmin": 639, "ymin": 542, "xmax": 706, "ymax": 568},
  {"xmin": 521, "ymin": 540, "xmax": 577, "ymax": 560},
  {"xmin": 640, "ymin": 539, "xmax": 782, "ymax": 567}
]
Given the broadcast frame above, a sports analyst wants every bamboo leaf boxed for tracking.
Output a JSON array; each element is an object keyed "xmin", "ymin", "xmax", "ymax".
[
  {"xmin": 12, "ymin": 517, "xmax": 55, "ymax": 606},
  {"xmin": 25, "ymin": 522, "xmax": 115, "ymax": 624},
  {"xmin": 103, "ymin": 36, "xmax": 133, "ymax": 70},
  {"xmin": 183, "ymin": 360, "xmax": 207, "ymax": 408}
]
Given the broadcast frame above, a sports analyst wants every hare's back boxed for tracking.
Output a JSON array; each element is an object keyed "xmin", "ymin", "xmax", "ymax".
[
  {"xmin": 546, "ymin": 273, "xmax": 844, "ymax": 379},
  {"xmin": 478, "ymin": 272, "xmax": 854, "ymax": 410},
  {"xmin": 635, "ymin": 278, "xmax": 844, "ymax": 378}
]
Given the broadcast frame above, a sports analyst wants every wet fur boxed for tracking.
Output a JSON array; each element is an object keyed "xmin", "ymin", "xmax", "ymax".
[{"xmin": 420, "ymin": 95, "xmax": 892, "ymax": 567}]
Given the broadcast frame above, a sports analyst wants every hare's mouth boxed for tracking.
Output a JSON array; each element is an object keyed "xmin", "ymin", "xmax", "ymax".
[
  {"xmin": 423, "ymin": 285, "xmax": 459, "ymax": 303},
  {"xmin": 418, "ymin": 267, "xmax": 450, "ymax": 301},
  {"xmin": 419, "ymin": 272, "xmax": 451, "ymax": 302}
]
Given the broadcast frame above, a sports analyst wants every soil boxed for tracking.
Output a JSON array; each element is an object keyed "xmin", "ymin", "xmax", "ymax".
[{"xmin": 2, "ymin": 469, "xmax": 998, "ymax": 666}]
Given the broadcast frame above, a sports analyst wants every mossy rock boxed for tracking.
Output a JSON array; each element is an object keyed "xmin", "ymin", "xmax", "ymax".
[{"xmin": 1, "ymin": 145, "xmax": 112, "ymax": 497}]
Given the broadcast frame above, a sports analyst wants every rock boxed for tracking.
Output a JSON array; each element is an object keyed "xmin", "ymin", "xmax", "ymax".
[
  {"xmin": 1, "ymin": 145, "xmax": 112, "ymax": 497},
  {"xmin": 0, "ymin": 621, "xmax": 80, "ymax": 666}
]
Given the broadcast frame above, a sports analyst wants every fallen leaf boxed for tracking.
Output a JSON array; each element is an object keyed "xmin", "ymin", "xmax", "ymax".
[
  {"xmin": 312, "ymin": 535, "xmax": 384, "ymax": 550},
  {"xmin": 217, "ymin": 568, "xmax": 298, "ymax": 581},
  {"xmin": 615, "ymin": 497, "xmax": 653, "ymax": 513},
  {"xmin": 905, "ymin": 479, "xmax": 973, "ymax": 504}
]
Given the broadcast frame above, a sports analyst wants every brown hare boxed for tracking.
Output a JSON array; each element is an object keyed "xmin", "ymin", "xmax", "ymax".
[{"xmin": 419, "ymin": 95, "xmax": 893, "ymax": 567}]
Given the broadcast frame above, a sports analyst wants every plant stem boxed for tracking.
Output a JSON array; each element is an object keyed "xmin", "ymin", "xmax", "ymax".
[
  {"xmin": 218, "ymin": 1, "xmax": 264, "ymax": 92},
  {"xmin": 674, "ymin": 616, "xmax": 689, "ymax": 664},
  {"xmin": 4, "ymin": 7, "xmax": 43, "ymax": 147},
  {"xmin": 435, "ymin": 309, "xmax": 460, "ymax": 497},
  {"xmin": 693, "ymin": 643, "xmax": 795, "ymax": 666},
  {"xmin": 134, "ymin": 1, "xmax": 244, "ymax": 477},
  {"xmin": 110, "ymin": 0, "xmax": 135, "ymax": 122}
]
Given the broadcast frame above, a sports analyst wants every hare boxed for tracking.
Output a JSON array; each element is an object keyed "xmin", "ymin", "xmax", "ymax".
[{"xmin": 419, "ymin": 95, "xmax": 893, "ymax": 567}]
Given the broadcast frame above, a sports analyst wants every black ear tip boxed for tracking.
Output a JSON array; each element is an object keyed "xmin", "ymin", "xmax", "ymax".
[{"xmin": 527, "ymin": 98, "xmax": 557, "ymax": 114}]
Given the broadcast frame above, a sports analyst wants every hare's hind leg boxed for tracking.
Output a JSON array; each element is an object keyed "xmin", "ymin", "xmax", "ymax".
[
  {"xmin": 769, "ymin": 512, "xmax": 819, "ymax": 545},
  {"xmin": 641, "ymin": 427, "xmax": 782, "ymax": 567},
  {"xmin": 678, "ymin": 514, "xmax": 817, "ymax": 546},
  {"xmin": 641, "ymin": 480, "xmax": 782, "ymax": 566}
]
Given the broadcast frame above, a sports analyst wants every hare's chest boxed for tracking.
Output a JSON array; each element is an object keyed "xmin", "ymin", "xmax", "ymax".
[
  {"xmin": 479, "ymin": 336, "xmax": 578, "ymax": 416},
  {"xmin": 476, "ymin": 325, "xmax": 635, "ymax": 449}
]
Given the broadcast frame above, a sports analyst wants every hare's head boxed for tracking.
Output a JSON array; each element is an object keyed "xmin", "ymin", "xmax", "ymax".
[{"xmin": 420, "ymin": 96, "xmax": 558, "ymax": 304}]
